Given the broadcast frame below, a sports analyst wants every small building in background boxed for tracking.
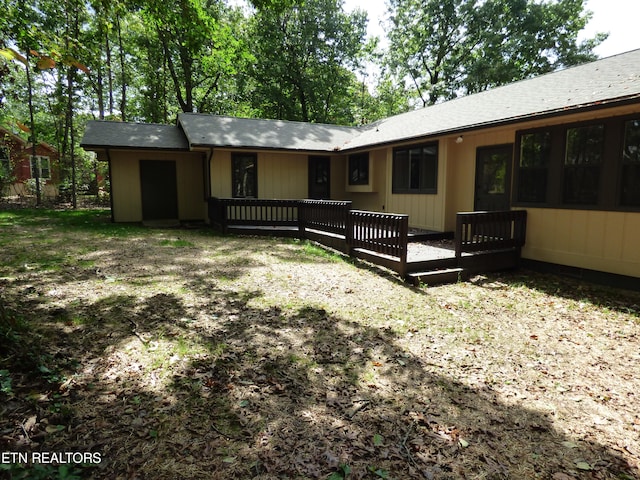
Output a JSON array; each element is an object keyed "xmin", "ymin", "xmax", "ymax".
[{"xmin": 0, "ymin": 127, "xmax": 60, "ymax": 199}]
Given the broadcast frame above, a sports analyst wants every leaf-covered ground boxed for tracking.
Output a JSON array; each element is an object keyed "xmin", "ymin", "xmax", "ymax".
[{"xmin": 0, "ymin": 209, "xmax": 639, "ymax": 479}]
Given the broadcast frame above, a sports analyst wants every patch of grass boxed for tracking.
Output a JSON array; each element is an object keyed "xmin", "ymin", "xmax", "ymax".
[
  {"xmin": 302, "ymin": 242, "xmax": 343, "ymax": 261},
  {"xmin": 0, "ymin": 208, "xmax": 145, "ymax": 238},
  {"xmin": 158, "ymin": 238, "xmax": 195, "ymax": 248}
]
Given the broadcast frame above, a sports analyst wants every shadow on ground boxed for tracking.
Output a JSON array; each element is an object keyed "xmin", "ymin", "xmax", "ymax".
[
  {"xmin": 0, "ymin": 211, "xmax": 637, "ymax": 479},
  {"xmin": 1, "ymin": 283, "xmax": 636, "ymax": 479}
]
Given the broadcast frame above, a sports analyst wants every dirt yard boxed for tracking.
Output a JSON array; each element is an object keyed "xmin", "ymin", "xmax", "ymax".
[{"xmin": 0, "ymin": 209, "xmax": 639, "ymax": 479}]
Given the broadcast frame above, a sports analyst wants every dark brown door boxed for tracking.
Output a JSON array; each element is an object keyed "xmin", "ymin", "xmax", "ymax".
[
  {"xmin": 308, "ymin": 156, "xmax": 331, "ymax": 199},
  {"xmin": 140, "ymin": 160, "xmax": 178, "ymax": 221},
  {"xmin": 475, "ymin": 145, "xmax": 513, "ymax": 211}
]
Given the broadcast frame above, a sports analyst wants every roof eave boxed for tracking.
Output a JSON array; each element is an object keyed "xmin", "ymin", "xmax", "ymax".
[
  {"xmin": 341, "ymin": 94, "xmax": 640, "ymax": 152},
  {"xmin": 187, "ymin": 142, "xmax": 344, "ymax": 154},
  {"xmin": 80, "ymin": 144, "xmax": 190, "ymax": 152}
]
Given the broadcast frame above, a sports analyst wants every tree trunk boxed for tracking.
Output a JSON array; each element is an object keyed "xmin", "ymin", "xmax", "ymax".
[
  {"xmin": 25, "ymin": 49, "xmax": 41, "ymax": 206},
  {"xmin": 68, "ymin": 66, "xmax": 77, "ymax": 209},
  {"xmin": 116, "ymin": 16, "xmax": 127, "ymax": 120},
  {"xmin": 106, "ymin": 32, "xmax": 114, "ymax": 116}
]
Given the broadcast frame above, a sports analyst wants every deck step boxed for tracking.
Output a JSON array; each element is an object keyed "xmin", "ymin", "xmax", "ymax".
[{"xmin": 407, "ymin": 267, "xmax": 467, "ymax": 286}]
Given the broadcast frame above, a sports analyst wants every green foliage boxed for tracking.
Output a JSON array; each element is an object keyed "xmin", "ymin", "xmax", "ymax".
[
  {"xmin": 327, "ymin": 463, "xmax": 351, "ymax": 479},
  {"xmin": 140, "ymin": 0, "xmax": 253, "ymax": 114},
  {"xmin": 0, "ymin": 0, "xmax": 607, "ymax": 174},
  {"xmin": 0, "ymin": 369, "xmax": 13, "ymax": 396},
  {"xmin": 0, "ymin": 159, "xmax": 15, "ymax": 194},
  {"xmin": 250, "ymin": 0, "xmax": 369, "ymax": 124},
  {"xmin": 385, "ymin": 0, "xmax": 606, "ymax": 106},
  {"xmin": 368, "ymin": 466, "xmax": 390, "ymax": 478}
]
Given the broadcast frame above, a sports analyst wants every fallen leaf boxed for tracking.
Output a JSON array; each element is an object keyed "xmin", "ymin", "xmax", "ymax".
[
  {"xmin": 575, "ymin": 461, "xmax": 592, "ymax": 471},
  {"xmin": 552, "ymin": 473, "xmax": 576, "ymax": 480},
  {"xmin": 24, "ymin": 415, "xmax": 37, "ymax": 432}
]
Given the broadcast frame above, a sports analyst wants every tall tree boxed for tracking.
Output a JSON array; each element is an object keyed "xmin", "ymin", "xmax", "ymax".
[
  {"xmin": 385, "ymin": 0, "xmax": 607, "ymax": 107},
  {"xmin": 250, "ymin": 0, "xmax": 368, "ymax": 124},
  {"xmin": 4, "ymin": 0, "xmax": 49, "ymax": 204},
  {"xmin": 141, "ymin": 0, "xmax": 248, "ymax": 114}
]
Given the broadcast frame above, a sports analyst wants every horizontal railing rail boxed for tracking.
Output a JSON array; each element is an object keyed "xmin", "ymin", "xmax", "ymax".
[{"xmin": 455, "ymin": 210, "xmax": 527, "ymax": 258}]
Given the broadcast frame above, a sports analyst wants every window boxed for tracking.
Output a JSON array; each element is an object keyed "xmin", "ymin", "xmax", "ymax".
[
  {"xmin": 392, "ymin": 142, "xmax": 438, "ymax": 194},
  {"xmin": 348, "ymin": 153, "xmax": 369, "ymax": 185},
  {"xmin": 515, "ymin": 117, "xmax": 640, "ymax": 212},
  {"xmin": 30, "ymin": 155, "xmax": 51, "ymax": 179},
  {"xmin": 517, "ymin": 131, "xmax": 550, "ymax": 203},
  {"xmin": 0, "ymin": 147, "xmax": 10, "ymax": 176},
  {"xmin": 563, "ymin": 124, "xmax": 604, "ymax": 205},
  {"xmin": 621, "ymin": 119, "xmax": 640, "ymax": 206},
  {"xmin": 232, "ymin": 153, "xmax": 257, "ymax": 198}
]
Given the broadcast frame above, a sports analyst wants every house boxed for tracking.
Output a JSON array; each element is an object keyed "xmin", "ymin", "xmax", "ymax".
[
  {"xmin": 81, "ymin": 49, "xmax": 640, "ymax": 284},
  {"xmin": 1, "ymin": 127, "xmax": 60, "ymax": 198}
]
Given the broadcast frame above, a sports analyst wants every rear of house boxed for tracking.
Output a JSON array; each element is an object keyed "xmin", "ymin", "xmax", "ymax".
[{"xmin": 81, "ymin": 49, "xmax": 640, "ymax": 284}]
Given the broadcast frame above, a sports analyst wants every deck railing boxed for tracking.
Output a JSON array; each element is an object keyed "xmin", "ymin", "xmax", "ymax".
[
  {"xmin": 209, "ymin": 198, "xmax": 301, "ymax": 231},
  {"xmin": 455, "ymin": 210, "xmax": 527, "ymax": 258},
  {"xmin": 300, "ymin": 200, "xmax": 351, "ymax": 236},
  {"xmin": 208, "ymin": 198, "xmax": 526, "ymax": 280},
  {"xmin": 349, "ymin": 210, "xmax": 409, "ymax": 261},
  {"xmin": 208, "ymin": 198, "xmax": 409, "ymax": 273}
]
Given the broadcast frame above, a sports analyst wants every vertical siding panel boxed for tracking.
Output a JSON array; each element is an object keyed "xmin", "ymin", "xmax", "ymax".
[
  {"xmin": 176, "ymin": 156, "xmax": 205, "ymax": 220},
  {"xmin": 569, "ymin": 210, "xmax": 588, "ymax": 255},
  {"xmin": 211, "ymin": 150, "xmax": 231, "ymax": 198},
  {"xmin": 111, "ymin": 156, "xmax": 141, "ymax": 222},
  {"xmin": 622, "ymin": 212, "xmax": 640, "ymax": 263},
  {"xmin": 585, "ymin": 212, "xmax": 606, "ymax": 258},
  {"xmin": 603, "ymin": 212, "xmax": 624, "ymax": 260}
]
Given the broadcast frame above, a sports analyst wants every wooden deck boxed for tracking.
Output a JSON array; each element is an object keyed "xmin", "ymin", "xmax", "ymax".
[{"xmin": 208, "ymin": 198, "xmax": 527, "ymax": 285}]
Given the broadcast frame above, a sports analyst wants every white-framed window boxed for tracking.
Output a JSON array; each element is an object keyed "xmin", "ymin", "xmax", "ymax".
[{"xmin": 30, "ymin": 155, "xmax": 51, "ymax": 179}]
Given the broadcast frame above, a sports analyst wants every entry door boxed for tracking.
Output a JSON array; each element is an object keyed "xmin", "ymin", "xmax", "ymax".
[
  {"xmin": 140, "ymin": 160, "xmax": 179, "ymax": 221},
  {"xmin": 308, "ymin": 156, "xmax": 331, "ymax": 199},
  {"xmin": 474, "ymin": 145, "xmax": 513, "ymax": 211}
]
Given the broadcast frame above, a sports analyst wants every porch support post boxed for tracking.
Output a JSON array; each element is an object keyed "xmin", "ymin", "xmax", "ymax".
[{"xmin": 297, "ymin": 200, "xmax": 306, "ymax": 240}]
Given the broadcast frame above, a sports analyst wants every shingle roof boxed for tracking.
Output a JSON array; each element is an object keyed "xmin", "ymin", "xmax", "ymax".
[
  {"xmin": 81, "ymin": 49, "xmax": 640, "ymax": 153},
  {"xmin": 177, "ymin": 113, "xmax": 356, "ymax": 152},
  {"xmin": 80, "ymin": 120, "xmax": 189, "ymax": 150},
  {"xmin": 346, "ymin": 48, "xmax": 640, "ymax": 149}
]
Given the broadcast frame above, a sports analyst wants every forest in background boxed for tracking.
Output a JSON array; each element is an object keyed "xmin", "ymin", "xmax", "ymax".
[{"xmin": 0, "ymin": 0, "xmax": 606, "ymax": 204}]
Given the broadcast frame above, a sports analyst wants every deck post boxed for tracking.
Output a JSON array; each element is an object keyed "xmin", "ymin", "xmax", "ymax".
[
  {"xmin": 297, "ymin": 200, "xmax": 306, "ymax": 240},
  {"xmin": 398, "ymin": 215, "xmax": 408, "ymax": 278},
  {"xmin": 346, "ymin": 211, "xmax": 354, "ymax": 257}
]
